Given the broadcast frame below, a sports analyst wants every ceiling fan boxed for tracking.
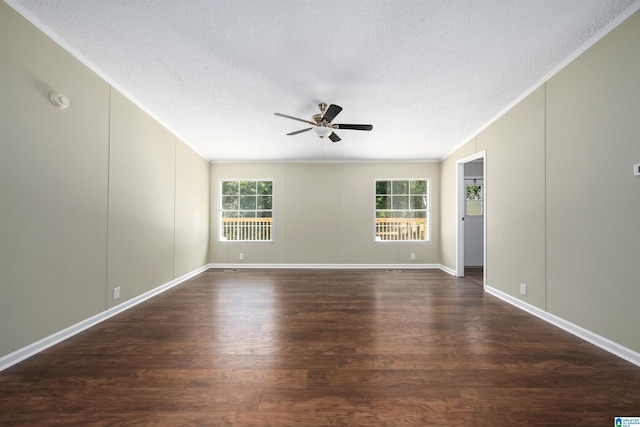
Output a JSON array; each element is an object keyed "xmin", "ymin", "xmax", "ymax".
[{"xmin": 274, "ymin": 103, "xmax": 373, "ymax": 142}]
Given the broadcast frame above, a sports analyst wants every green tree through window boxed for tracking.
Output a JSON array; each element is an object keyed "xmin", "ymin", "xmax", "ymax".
[
  {"xmin": 220, "ymin": 180, "xmax": 273, "ymax": 241},
  {"xmin": 375, "ymin": 179, "xmax": 429, "ymax": 241},
  {"xmin": 466, "ymin": 184, "xmax": 482, "ymax": 216}
]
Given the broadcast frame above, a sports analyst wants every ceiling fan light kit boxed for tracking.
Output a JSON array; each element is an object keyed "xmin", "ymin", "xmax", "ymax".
[
  {"xmin": 275, "ymin": 103, "xmax": 372, "ymax": 143},
  {"xmin": 312, "ymin": 126, "xmax": 333, "ymax": 138}
]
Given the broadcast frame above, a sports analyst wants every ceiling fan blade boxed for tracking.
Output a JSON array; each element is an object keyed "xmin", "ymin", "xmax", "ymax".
[
  {"xmin": 322, "ymin": 104, "xmax": 343, "ymax": 122},
  {"xmin": 274, "ymin": 113, "xmax": 316, "ymax": 126},
  {"xmin": 328, "ymin": 132, "xmax": 341, "ymax": 142},
  {"xmin": 335, "ymin": 124, "xmax": 373, "ymax": 131},
  {"xmin": 287, "ymin": 128, "xmax": 312, "ymax": 136}
]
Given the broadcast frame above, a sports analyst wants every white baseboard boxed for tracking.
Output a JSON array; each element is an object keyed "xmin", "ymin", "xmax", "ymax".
[
  {"xmin": 439, "ymin": 264, "xmax": 457, "ymax": 276},
  {"xmin": 210, "ymin": 262, "xmax": 446, "ymax": 270},
  {"xmin": 0, "ymin": 265, "xmax": 210, "ymax": 372},
  {"xmin": 485, "ymin": 285, "xmax": 640, "ymax": 368}
]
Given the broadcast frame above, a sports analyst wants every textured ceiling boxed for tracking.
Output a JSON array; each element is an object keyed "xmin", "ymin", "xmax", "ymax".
[{"xmin": 7, "ymin": 0, "xmax": 640, "ymax": 162}]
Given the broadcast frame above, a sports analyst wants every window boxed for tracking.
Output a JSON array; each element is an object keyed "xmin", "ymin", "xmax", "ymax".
[
  {"xmin": 219, "ymin": 180, "xmax": 273, "ymax": 241},
  {"xmin": 375, "ymin": 179, "xmax": 429, "ymax": 241},
  {"xmin": 466, "ymin": 183, "xmax": 483, "ymax": 216}
]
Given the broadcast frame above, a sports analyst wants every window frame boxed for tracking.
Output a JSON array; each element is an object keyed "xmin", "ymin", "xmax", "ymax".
[
  {"xmin": 218, "ymin": 178, "xmax": 274, "ymax": 242},
  {"xmin": 465, "ymin": 180, "xmax": 483, "ymax": 216},
  {"xmin": 374, "ymin": 178, "xmax": 431, "ymax": 243}
]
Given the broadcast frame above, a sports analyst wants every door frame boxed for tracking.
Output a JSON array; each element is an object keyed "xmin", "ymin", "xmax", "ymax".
[{"xmin": 456, "ymin": 151, "xmax": 486, "ymax": 279}]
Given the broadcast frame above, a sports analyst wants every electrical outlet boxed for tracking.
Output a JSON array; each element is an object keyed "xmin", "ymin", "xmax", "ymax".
[
  {"xmin": 519, "ymin": 283, "xmax": 527, "ymax": 296},
  {"xmin": 113, "ymin": 287, "xmax": 121, "ymax": 300},
  {"xmin": 239, "ymin": 253, "xmax": 244, "ymax": 260},
  {"xmin": 410, "ymin": 253, "xmax": 416, "ymax": 260},
  {"xmin": 634, "ymin": 163, "xmax": 640, "ymax": 176}
]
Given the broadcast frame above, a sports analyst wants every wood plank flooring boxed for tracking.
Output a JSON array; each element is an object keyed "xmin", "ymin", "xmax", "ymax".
[
  {"xmin": 464, "ymin": 267, "xmax": 484, "ymax": 287},
  {"xmin": 1, "ymin": 268, "xmax": 639, "ymax": 425}
]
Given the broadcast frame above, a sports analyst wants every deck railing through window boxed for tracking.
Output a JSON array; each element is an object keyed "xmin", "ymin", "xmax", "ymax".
[
  {"xmin": 221, "ymin": 217, "xmax": 273, "ymax": 241},
  {"xmin": 375, "ymin": 218, "xmax": 427, "ymax": 241},
  {"xmin": 220, "ymin": 217, "xmax": 425, "ymax": 241}
]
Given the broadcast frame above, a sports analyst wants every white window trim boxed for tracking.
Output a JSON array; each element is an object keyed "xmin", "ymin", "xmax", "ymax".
[
  {"xmin": 373, "ymin": 178, "xmax": 431, "ymax": 243},
  {"xmin": 464, "ymin": 177, "xmax": 483, "ymax": 216},
  {"xmin": 218, "ymin": 178, "xmax": 274, "ymax": 243}
]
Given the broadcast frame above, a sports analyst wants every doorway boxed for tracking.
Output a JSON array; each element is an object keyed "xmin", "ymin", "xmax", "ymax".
[{"xmin": 456, "ymin": 152, "xmax": 486, "ymax": 286}]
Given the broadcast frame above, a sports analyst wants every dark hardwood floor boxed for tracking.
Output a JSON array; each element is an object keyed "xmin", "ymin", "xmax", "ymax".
[
  {"xmin": 464, "ymin": 267, "xmax": 484, "ymax": 287},
  {"xmin": 1, "ymin": 269, "xmax": 639, "ymax": 425}
]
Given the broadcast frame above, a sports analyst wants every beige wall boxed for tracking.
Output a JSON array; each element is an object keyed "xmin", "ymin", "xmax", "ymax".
[
  {"xmin": 545, "ymin": 10, "xmax": 640, "ymax": 351},
  {"xmin": 440, "ymin": 138, "xmax": 477, "ymax": 269},
  {"xmin": 477, "ymin": 86, "xmax": 546, "ymax": 309},
  {"xmin": 0, "ymin": 3, "xmax": 110, "ymax": 356},
  {"xmin": 441, "ymin": 10, "xmax": 640, "ymax": 352},
  {"xmin": 107, "ymin": 90, "xmax": 177, "ymax": 306},
  {"xmin": 175, "ymin": 140, "xmax": 210, "ymax": 277},
  {"xmin": 210, "ymin": 162, "xmax": 441, "ymax": 265},
  {"xmin": 0, "ymin": 3, "xmax": 210, "ymax": 358},
  {"xmin": 107, "ymin": 90, "xmax": 210, "ymax": 308}
]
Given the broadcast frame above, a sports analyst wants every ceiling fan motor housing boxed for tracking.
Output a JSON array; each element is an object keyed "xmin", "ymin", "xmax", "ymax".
[{"xmin": 274, "ymin": 102, "xmax": 372, "ymax": 142}]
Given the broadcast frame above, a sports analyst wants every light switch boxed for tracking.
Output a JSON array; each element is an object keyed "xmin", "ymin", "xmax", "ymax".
[{"xmin": 634, "ymin": 164, "xmax": 640, "ymax": 176}]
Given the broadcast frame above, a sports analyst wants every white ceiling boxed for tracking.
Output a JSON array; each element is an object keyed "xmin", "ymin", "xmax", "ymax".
[{"xmin": 7, "ymin": 0, "xmax": 639, "ymax": 162}]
